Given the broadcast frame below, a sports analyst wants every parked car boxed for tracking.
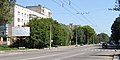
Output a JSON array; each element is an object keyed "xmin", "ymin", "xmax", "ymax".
[
  {"xmin": 102, "ymin": 43, "xmax": 107, "ymax": 48},
  {"xmin": 102, "ymin": 42, "xmax": 116, "ymax": 49}
]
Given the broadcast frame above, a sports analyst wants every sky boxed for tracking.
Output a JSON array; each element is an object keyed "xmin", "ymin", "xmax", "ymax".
[{"xmin": 16, "ymin": 0, "xmax": 120, "ymax": 36}]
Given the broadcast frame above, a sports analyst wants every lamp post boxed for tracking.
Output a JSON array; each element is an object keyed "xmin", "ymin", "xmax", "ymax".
[{"xmin": 49, "ymin": 25, "xmax": 52, "ymax": 49}]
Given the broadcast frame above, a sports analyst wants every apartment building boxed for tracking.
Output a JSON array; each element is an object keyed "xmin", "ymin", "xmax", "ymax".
[
  {"xmin": 13, "ymin": 4, "xmax": 51, "ymax": 27},
  {"xmin": 68, "ymin": 23, "xmax": 80, "ymax": 30},
  {"xmin": 0, "ymin": 4, "xmax": 51, "ymax": 45}
]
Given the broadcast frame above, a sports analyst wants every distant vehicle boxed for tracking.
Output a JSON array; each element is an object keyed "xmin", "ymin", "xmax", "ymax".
[
  {"xmin": 102, "ymin": 43, "xmax": 107, "ymax": 48},
  {"xmin": 102, "ymin": 41, "xmax": 116, "ymax": 49}
]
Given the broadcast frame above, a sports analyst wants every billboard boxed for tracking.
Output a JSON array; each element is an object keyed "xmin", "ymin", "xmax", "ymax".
[{"xmin": 12, "ymin": 27, "xmax": 30, "ymax": 36}]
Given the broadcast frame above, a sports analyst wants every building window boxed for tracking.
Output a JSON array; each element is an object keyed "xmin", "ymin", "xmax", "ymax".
[
  {"xmin": 24, "ymin": 20, "xmax": 26, "ymax": 23},
  {"xmin": 22, "ymin": 13, "xmax": 23, "ymax": 16},
  {"xmin": 27, "ymin": 14, "xmax": 29, "ymax": 18},
  {"xmin": 18, "ymin": 25, "xmax": 20, "ymax": 27},
  {"xmin": 24, "ymin": 23, "xmax": 26, "ymax": 26},
  {"xmin": 48, "ymin": 12, "xmax": 51, "ymax": 17},
  {"xmin": 22, "ymin": 19, "xmax": 23, "ymax": 23},
  {"xmin": 24, "ymin": 13, "xmax": 26, "ymax": 17},
  {"xmin": 42, "ymin": 7, "xmax": 44, "ymax": 13},
  {"xmin": 2, "ymin": 32, "xmax": 4, "ymax": 35},
  {"xmin": 18, "ymin": 18, "xmax": 20, "ymax": 22},
  {"xmin": 18, "ymin": 11, "xmax": 20, "ymax": 15}
]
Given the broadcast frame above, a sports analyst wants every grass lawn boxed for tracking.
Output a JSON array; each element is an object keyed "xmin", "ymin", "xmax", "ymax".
[{"xmin": 0, "ymin": 46, "xmax": 28, "ymax": 51}]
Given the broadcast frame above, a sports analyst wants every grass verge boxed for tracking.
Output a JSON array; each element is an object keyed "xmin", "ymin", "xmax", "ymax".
[{"xmin": 0, "ymin": 45, "xmax": 28, "ymax": 51}]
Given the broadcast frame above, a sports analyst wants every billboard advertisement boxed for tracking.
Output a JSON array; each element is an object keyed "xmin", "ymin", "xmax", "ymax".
[{"xmin": 12, "ymin": 27, "xmax": 30, "ymax": 36}]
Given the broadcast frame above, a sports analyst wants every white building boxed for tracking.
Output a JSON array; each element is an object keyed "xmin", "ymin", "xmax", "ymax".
[
  {"xmin": 0, "ymin": 4, "xmax": 52, "ymax": 45},
  {"xmin": 13, "ymin": 4, "xmax": 51, "ymax": 27}
]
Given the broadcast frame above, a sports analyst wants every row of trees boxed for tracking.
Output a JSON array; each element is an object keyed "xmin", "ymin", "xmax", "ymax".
[
  {"xmin": 10, "ymin": 18, "xmax": 109, "ymax": 48},
  {"xmin": 26, "ymin": 18, "xmax": 73, "ymax": 48},
  {"xmin": 11, "ymin": 18, "xmax": 73, "ymax": 48},
  {"xmin": 72, "ymin": 25, "xmax": 109, "ymax": 45}
]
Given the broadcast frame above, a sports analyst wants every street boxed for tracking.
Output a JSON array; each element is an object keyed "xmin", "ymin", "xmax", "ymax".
[{"xmin": 0, "ymin": 44, "xmax": 117, "ymax": 60}]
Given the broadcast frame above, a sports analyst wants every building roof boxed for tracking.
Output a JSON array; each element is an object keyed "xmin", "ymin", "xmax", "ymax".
[
  {"xmin": 15, "ymin": 4, "xmax": 51, "ymax": 11},
  {"xmin": 26, "ymin": 4, "xmax": 51, "ymax": 11}
]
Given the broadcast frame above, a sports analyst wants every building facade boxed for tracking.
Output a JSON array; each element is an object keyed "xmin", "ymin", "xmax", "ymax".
[
  {"xmin": 0, "ymin": 4, "xmax": 51, "ymax": 45},
  {"xmin": 13, "ymin": 4, "xmax": 51, "ymax": 27},
  {"xmin": 68, "ymin": 23, "xmax": 80, "ymax": 30}
]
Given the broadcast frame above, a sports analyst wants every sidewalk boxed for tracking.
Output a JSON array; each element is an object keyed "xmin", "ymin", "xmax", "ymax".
[
  {"xmin": 0, "ymin": 49, "xmax": 39, "ymax": 56},
  {"xmin": 113, "ymin": 50, "xmax": 120, "ymax": 60},
  {"xmin": 0, "ymin": 44, "xmax": 98, "ymax": 56},
  {"xmin": 0, "ymin": 45, "xmax": 77, "ymax": 56}
]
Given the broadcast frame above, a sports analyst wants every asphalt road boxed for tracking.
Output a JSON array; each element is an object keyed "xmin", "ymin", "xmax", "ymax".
[{"xmin": 0, "ymin": 44, "xmax": 116, "ymax": 60}]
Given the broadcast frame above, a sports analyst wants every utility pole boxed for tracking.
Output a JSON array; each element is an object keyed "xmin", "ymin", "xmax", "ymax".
[
  {"xmin": 87, "ymin": 34, "xmax": 89, "ymax": 44},
  {"xmin": 49, "ymin": 25, "xmax": 52, "ymax": 49},
  {"xmin": 75, "ymin": 26, "xmax": 78, "ymax": 47},
  {"xmin": 93, "ymin": 35, "xmax": 94, "ymax": 44}
]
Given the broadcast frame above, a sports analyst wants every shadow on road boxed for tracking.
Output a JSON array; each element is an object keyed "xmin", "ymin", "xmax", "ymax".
[
  {"xmin": 91, "ymin": 54, "xmax": 113, "ymax": 57},
  {"xmin": 96, "ymin": 47, "xmax": 119, "ymax": 50},
  {"xmin": 95, "ymin": 45, "xmax": 120, "ymax": 50},
  {"xmin": 90, "ymin": 54, "xmax": 114, "ymax": 60}
]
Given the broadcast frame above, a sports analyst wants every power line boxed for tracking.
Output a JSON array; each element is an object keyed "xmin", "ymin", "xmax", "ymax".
[
  {"xmin": 53, "ymin": 0, "xmax": 106, "ymax": 35},
  {"xmin": 53, "ymin": 0, "xmax": 101, "ymax": 32},
  {"xmin": 66, "ymin": 0, "xmax": 88, "ymax": 14},
  {"xmin": 69, "ymin": 0, "xmax": 101, "ymax": 28},
  {"xmin": 63, "ymin": 0, "xmax": 79, "ymax": 13},
  {"xmin": 59, "ymin": 0, "xmax": 64, "ymax": 7},
  {"xmin": 64, "ymin": 0, "xmax": 104, "ymax": 33},
  {"xmin": 53, "ymin": 0, "xmax": 87, "ymax": 23},
  {"xmin": 62, "ymin": 0, "xmax": 96, "ymax": 27}
]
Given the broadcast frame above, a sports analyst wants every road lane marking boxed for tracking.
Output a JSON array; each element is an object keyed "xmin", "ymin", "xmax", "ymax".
[
  {"xmin": 55, "ymin": 52, "xmax": 87, "ymax": 60},
  {"xmin": 21, "ymin": 47, "xmax": 91, "ymax": 60},
  {"xmin": 21, "ymin": 50, "xmax": 81, "ymax": 60}
]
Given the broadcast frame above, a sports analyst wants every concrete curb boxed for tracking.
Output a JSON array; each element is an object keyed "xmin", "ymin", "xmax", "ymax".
[
  {"xmin": 0, "ymin": 44, "xmax": 93, "ymax": 56},
  {"xmin": 113, "ymin": 55, "xmax": 119, "ymax": 60},
  {"xmin": 0, "ymin": 46, "xmax": 73, "ymax": 55},
  {"xmin": 113, "ymin": 52, "xmax": 119, "ymax": 60}
]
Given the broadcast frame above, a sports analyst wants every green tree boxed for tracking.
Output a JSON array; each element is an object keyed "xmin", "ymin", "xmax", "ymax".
[
  {"xmin": 97, "ymin": 33, "xmax": 109, "ymax": 43},
  {"xmin": 25, "ymin": 18, "xmax": 52, "ymax": 48},
  {"xmin": 93, "ymin": 34, "xmax": 99, "ymax": 44},
  {"xmin": 52, "ymin": 21, "xmax": 72, "ymax": 46},
  {"xmin": 20, "ymin": 18, "xmax": 73, "ymax": 48},
  {"xmin": 82, "ymin": 25, "xmax": 95, "ymax": 44},
  {"xmin": 111, "ymin": 17, "xmax": 120, "ymax": 44},
  {"xmin": 72, "ymin": 25, "xmax": 96, "ymax": 45},
  {"xmin": 9, "ymin": 0, "xmax": 16, "ymax": 6},
  {"xmin": 0, "ymin": 0, "xmax": 15, "ymax": 24},
  {"xmin": 76, "ymin": 26, "xmax": 84, "ymax": 44}
]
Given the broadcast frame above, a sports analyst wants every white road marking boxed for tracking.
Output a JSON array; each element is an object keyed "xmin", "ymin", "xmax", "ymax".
[
  {"xmin": 21, "ymin": 48, "xmax": 91, "ymax": 60},
  {"xmin": 55, "ymin": 52, "xmax": 87, "ymax": 60}
]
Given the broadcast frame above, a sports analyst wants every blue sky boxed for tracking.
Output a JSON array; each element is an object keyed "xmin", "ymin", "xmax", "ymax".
[{"xmin": 16, "ymin": 0, "xmax": 119, "ymax": 36}]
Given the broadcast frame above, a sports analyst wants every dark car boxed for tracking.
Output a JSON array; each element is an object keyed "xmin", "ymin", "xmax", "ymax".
[
  {"xmin": 102, "ymin": 43, "xmax": 107, "ymax": 48},
  {"xmin": 102, "ymin": 42, "xmax": 116, "ymax": 49}
]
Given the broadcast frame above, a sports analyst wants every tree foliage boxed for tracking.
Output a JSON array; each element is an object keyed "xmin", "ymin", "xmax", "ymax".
[
  {"xmin": 97, "ymin": 33, "xmax": 109, "ymax": 42},
  {"xmin": 10, "ymin": 18, "xmax": 109, "ymax": 48},
  {"xmin": 82, "ymin": 25, "xmax": 95, "ymax": 44},
  {"xmin": 25, "ymin": 18, "xmax": 73, "ymax": 48},
  {"xmin": 0, "ymin": 0, "xmax": 15, "ymax": 24},
  {"xmin": 72, "ymin": 25, "xmax": 96, "ymax": 44},
  {"xmin": 111, "ymin": 17, "xmax": 120, "ymax": 44}
]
